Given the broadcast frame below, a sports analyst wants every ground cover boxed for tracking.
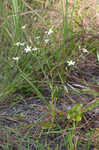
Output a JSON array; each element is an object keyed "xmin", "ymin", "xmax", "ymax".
[{"xmin": 0, "ymin": 0, "xmax": 99, "ymax": 150}]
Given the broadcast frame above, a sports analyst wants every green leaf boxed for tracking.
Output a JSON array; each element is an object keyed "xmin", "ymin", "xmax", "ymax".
[
  {"xmin": 76, "ymin": 114, "xmax": 82, "ymax": 122},
  {"xmin": 67, "ymin": 104, "xmax": 83, "ymax": 123}
]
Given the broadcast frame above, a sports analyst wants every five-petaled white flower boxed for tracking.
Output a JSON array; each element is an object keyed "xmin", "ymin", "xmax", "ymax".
[
  {"xmin": 32, "ymin": 47, "xmax": 40, "ymax": 51},
  {"xmin": 48, "ymin": 28, "xmax": 53, "ymax": 35},
  {"xmin": 15, "ymin": 42, "xmax": 21, "ymax": 46},
  {"xmin": 67, "ymin": 60, "xmax": 75, "ymax": 66},
  {"xmin": 12, "ymin": 57, "xmax": 19, "ymax": 61},
  {"xmin": 24, "ymin": 45, "xmax": 32, "ymax": 53},
  {"xmin": 82, "ymin": 48, "xmax": 88, "ymax": 53},
  {"xmin": 45, "ymin": 39, "xmax": 50, "ymax": 43},
  {"xmin": 36, "ymin": 36, "xmax": 40, "ymax": 39},
  {"xmin": 21, "ymin": 25, "xmax": 26, "ymax": 29},
  {"xmin": 15, "ymin": 42, "xmax": 25, "ymax": 46}
]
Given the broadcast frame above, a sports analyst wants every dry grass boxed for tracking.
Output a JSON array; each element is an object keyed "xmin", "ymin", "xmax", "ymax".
[{"xmin": 42, "ymin": 0, "xmax": 99, "ymax": 32}]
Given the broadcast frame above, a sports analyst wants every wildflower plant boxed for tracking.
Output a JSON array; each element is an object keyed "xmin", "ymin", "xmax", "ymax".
[
  {"xmin": 45, "ymin": 39, "xmax": 50, "ymax": 44},
  {"xmin": 21, "ymin": 24, "xmax": 26, "ymax": 29},
  {"xmin": 0, "ymin": 0, "xmax": 99, "ymax": 149},
  {"xmin": 47, "ymin": 28, "xmax": 53, "ymax": 35},
  {"xmin": 15, "ymin": 42, "xmax": 25, "ymax": 47},
  {"xmin": 12, "ymin": 57, "xmax": 19, "ymax": 61},
  {"xmin": 67, "ymin": 60, "xmax": 75, "ymax": 66},
  {"xmin": 24, "ymin": 45, "xmax": 32, "ymax": 53}
]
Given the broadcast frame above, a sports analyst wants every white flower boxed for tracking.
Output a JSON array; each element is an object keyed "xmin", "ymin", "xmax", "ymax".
[
  {"xmin": 21, "ymin": 25, "xmax": 26, "ymax": 29},
  {"xmin": 24, "ymin": 45, "xmax": 32, "ymax": 53},
  {"xmin": 79, "ymin": 46, "xmax": 89, "ymax": 53},
  {"xmin": 48, "ymin": 28, "xmax": 53, "ymax": 35},
  {"xmin": 12, "ymin": 57, "xmax": 19, "ymax": 61},
  {"xmin": 15, "ymin": 42, "xmax": 25, "ymax": 46},
  {"xmin": 32, "ymin": 47, "xmax": 40, "ymax": 51},
  {"xmin": 45, "ymin": 39, "xmax": 50, "ymax": 43},
  {"xmin": 36, "ymin": 36, "xmax": 40, "ymax": 39},
  {"xmin": 45, "ymin": 28, "xmax": 53, "ymax": 35},
  {"xmin": 82, "ymin": 48, "xmax": 88, "ymax": 53},
  {"xmin": 45, "ymin": 31, "xmax": 48, "ymax": 34},
  {"xmin": 15, "ymin": 42, "xmax": 21, "ymax": 46},
  {"xmin": 78, "ymin": 45, "xmax": 81, "ymax": 50},
  {"xmin": 20, "ymin": 42, "xmax": 25, "ymax": 46},
  {"xmin": 67, "ymin": 60, "xmax": 75, "ymax": 66}
]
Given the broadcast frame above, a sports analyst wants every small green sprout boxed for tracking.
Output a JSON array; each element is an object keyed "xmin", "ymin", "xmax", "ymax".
[{"xmin": 67, "ymin": 104, "xmax": 83, "ymax": 123}]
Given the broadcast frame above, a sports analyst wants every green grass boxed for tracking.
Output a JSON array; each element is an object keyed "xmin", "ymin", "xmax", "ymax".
[{"xmin": 0, "ymin": 0, "xmax": 99, "ymax": 149}]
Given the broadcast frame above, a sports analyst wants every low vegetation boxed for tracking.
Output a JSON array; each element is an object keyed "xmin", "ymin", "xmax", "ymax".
[{"xmin": 0, "ymin": 0, "xmax": 99, "ymax": 150}]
